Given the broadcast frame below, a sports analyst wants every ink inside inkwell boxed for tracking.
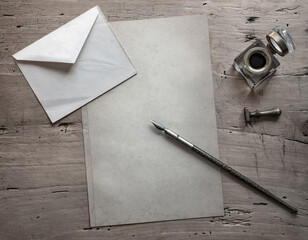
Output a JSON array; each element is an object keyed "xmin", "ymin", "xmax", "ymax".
[{"xmin": 249, "ymin": 52, "xmax": 266, "ymax": 69}]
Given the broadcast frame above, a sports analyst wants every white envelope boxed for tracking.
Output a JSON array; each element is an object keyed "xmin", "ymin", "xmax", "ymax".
[{"xmin": 13, "ymin": 6, "xmax": 136, "ymax": 123}]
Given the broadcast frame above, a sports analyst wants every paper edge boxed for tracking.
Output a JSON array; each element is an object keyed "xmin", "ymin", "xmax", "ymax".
[
  {"xmin": 82, "ymin": 105, "xmax": 97, "ymax": 226},
  {"xmin": 200, "ymin": 15, "xmax": 225, "ymax": 214},
  {"xmin": 98, "ymin": 7, "xmax": 137, "ymax": 72}
]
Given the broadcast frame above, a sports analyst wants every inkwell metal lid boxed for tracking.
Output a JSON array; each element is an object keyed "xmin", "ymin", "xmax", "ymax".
[{"xmin": 266, "ymin": 26, "xmax": 295, "ymax": 56}]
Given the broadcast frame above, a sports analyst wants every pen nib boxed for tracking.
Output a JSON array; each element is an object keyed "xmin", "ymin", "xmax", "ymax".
[{"xmin": 150, "ymin": 120, "xmax": 165, "ymax": 131}]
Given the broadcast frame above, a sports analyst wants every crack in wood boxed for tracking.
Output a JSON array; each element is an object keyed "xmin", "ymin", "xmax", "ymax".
[
  {"xmin": 246, "ymin": 16, "xmax": 259, "ymax": 23},
  {"xmin": 218, "ymin": 218, "xmax": 251, "ymax": 226},
  {"xmin": 224, "ymin": 207, "xmax": 251, "ymax": 215},
  {"xmin": 253, "ymin": 202, "xmax": 268, "ymax": 205},
  {"xmin": 51, "ymin": 190, "xmax": 69, "ymax": 193},
  {"xmin": 219, "ymin": 128, "xmax": 308, "ymax": 145},
  {"xmin": 245, "ymin": 34, "xmax": 256, "ymax": 42},
  {"xmin": 58, "ymin": 122, "xmax": 70, "ymax": 133},
  {"xmin": 285, "ymin": 138, "xmax": 308, "ymax": 145},
  {"xmin": 6, "ymin": 187, "xmax": 19, "ymax": 190},
  {"xmin": 275, "ymin": 6, "xmax": 299, "ymax": 12}
]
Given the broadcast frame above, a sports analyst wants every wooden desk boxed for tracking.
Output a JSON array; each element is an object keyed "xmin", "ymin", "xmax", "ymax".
[{"xmin": 1, "ymin": 1, "xmax": 307, "ymax": 239}]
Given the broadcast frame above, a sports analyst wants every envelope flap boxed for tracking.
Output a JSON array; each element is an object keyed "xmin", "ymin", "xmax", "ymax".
[{"xmin": 13, "ymin": 6, "xmax": 99, "ymax": 64}]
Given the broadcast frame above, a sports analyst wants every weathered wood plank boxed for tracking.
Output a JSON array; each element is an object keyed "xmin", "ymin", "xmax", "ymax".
[{"xmin": 0, "ymin": 0, "xmax": 307, "ymax": 240}]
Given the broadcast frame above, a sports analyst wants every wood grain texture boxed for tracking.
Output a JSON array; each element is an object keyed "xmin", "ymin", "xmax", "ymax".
[{"xmin": 0, "ymin": 0, "xmax": 307, "ymax": 239}]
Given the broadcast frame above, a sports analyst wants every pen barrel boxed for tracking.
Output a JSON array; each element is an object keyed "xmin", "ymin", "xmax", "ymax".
[
  {"xmin": 165, "ymin": 129, "xmax": 194, "ymax": 148},
  {"xmin": 191, "ymin": 145, "xmax": 298, "ymax": 214}
]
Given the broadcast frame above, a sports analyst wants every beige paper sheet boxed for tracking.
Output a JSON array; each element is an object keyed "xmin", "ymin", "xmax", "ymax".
[{"xmin": 83, "ymin": 15, "xmax": 224, "ymax": 227}]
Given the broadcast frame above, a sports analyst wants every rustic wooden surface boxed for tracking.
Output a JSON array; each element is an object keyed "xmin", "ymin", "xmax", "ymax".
[{"xmin": 0, "ymin": 0, "xmax": 307, "ymax": 239}]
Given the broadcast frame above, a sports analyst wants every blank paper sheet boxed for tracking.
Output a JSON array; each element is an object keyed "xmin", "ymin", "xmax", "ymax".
[{"xmin": 83, "ymin": 15, "xmax": 224, "ymax": 227}]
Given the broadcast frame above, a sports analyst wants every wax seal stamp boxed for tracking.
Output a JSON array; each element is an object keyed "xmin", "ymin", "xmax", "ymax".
[{"xmin": 244, "ymin": 107, "xmax": 281, "ymax": 124}]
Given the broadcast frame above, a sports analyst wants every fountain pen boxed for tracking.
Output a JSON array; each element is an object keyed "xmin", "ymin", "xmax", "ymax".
[{"xmin": 150, "ymin": 120, "xmax": 298, "ymax": 214}]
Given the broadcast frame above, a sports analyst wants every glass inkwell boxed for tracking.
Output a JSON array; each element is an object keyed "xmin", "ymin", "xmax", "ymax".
[{"xmin": 234, "ymin": 26, "xmax": 295, "ymax": 89}]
